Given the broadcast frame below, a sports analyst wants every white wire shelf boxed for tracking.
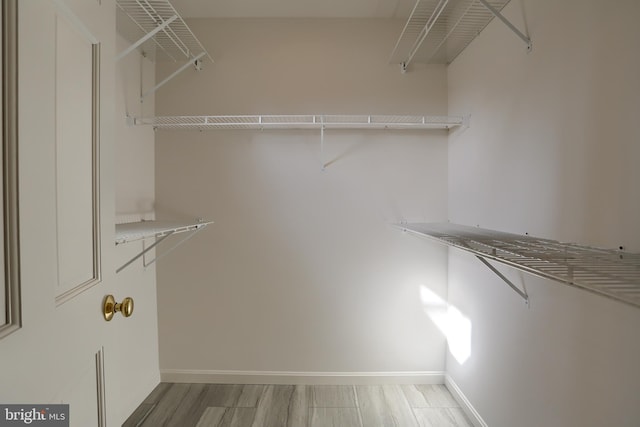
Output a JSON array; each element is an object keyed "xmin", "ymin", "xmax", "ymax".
[
  {"xmin": 397, "ymin": 222, "xmax": 640, "ymax": 309},
  {"xmin": 116, "ymin": 0, "xmax": 212, "ymax": 63},
  {"xmin": 115, "ymin": 219, "xmax": 211, "ymax": 245},
  {"xmin": 115, "ymin": 219, "xmax": 212, "ymax": 273},
  {"xmin": 132, "ymin": 115, "xmax": 465, "ymax": 131},
  {"xmin": 116, "ymin": 0, "xmax": 213, "ymax": 99},
  {"xmin": 391, "ymin": 0, "xmax": 528, "ymax": 67}
]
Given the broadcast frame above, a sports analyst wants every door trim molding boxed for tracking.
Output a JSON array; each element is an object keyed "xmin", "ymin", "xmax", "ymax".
[
  {"xmin": 54, "ymin": 14, "xmax": 102, "ymax": 305},
  {"xmin": 0, "ymin": 0, "xmax": 21, "ymax": 340},
  {"xmin": 95, "ymin": 347, "xmax": 107, "ymax": 427}
]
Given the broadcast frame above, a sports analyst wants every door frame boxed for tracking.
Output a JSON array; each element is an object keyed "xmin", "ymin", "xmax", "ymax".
[{"xmin": 0, "ymin": 0, "xmax": 21, "ymax": 340}]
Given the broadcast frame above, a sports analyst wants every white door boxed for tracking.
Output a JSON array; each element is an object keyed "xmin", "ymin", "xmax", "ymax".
[{"xmin": 0, "ymin": 0, "xmax": 125, "ymax": 425}]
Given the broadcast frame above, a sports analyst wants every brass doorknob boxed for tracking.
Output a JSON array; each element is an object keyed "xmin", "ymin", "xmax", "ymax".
[{"xmin": 103, "ymin": 295, "xmax": 134, "ymax": 321}]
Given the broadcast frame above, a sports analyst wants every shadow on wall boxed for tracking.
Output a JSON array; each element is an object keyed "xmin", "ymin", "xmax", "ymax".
[{"xmin": 420, "ymin": 285, "xmax": 472, "ymax": 365}]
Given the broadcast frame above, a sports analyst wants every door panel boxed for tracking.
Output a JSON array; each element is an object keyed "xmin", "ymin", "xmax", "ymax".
[{"xmin": 0, "ymin": 1, "xmax": 117, "ymax": 426}]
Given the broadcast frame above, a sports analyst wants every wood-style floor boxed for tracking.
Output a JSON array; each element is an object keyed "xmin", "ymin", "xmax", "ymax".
[{"xmin": 123, "ymin": 383, "xmax": 473, "ymax": 427}]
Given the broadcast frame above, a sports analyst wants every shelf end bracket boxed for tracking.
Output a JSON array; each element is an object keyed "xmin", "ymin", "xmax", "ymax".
[
  {"xmin": 141, "ymin": 51, "xmax": 206, "ymax": 100},
  {"xmin": 143, "ymin": 225, "xmax": 206, "ymax": 268},
  {"xmin": 477, "ymin": 0, "xmax": 532, "ymax": 52},
  {"xmin": 116, "ymin": 231, "xmax": 174, "ymax": 273},
  {"xmin": 476, "ymin": 255, "xmax": 529, "ymax": 305}
]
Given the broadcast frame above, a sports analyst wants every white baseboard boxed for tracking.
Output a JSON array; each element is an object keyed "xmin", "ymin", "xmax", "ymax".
[
  {"xmin": 445, "ymin": 375, "xmax": 488, "ymax": 427},
  {"xmin": 160, "ymin": 369, "xmax": 445, "ymax": 385}
]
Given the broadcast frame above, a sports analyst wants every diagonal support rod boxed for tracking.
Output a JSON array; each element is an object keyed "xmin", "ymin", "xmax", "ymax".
[
  {"xmin": 476, "ymin": 255, "xmax": 529, "ymax": 304},
  {"xmin": 116, "ymin": 231, "xmax": 174, "ymax": 273},
  {"xmin": 477, "ymin": 0, "xmax": 532, "ymax": 51},
  {"xmin": 143, "ymin": 227, "xmax": 201, "ymax": 268},
  {"xmin": 141, "ymin": 51, "xmax": 206, "ymax": 100},
  {"xmin": 320, "ymin": 119, "xmax": 326, "ymax": 171}
]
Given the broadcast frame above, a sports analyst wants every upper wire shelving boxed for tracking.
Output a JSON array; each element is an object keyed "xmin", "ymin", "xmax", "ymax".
[
  {"xmin": 115, "ymin": 0, "xmax": 213, "ymax": 99},
  {"xmin": 397, "ymin": 222, "xmax": 640, "ymax": 309},
  {"xmin": 390, "ymin": 0, "xmax": 530, "ymax": 69}
]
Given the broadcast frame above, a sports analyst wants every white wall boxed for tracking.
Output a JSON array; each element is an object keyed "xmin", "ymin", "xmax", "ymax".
[
  {"xmin": 447, "ymin": 1, "xmax": 640, "ymax": 426},
  {"xmin": 112, "ymin": 35, "xmax": 160, "ymax": 422},
  {"xmin": 154, "ymin": 19, "xmax": 451, "ymax": 380}
]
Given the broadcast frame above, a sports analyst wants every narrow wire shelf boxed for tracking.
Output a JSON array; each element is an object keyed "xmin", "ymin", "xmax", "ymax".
[
  {"xmin": 115, "ymin": 219, "xmax": 212, "ymax": 245},
  {"xmin": 116, "ymin": 0, "xmax": 213, "ymax": 63},
  {"xmin": 133, "ymin": 115, "xmax": 465, "ymax": 131},
  {"xmin": 397, "ymin": 222, "xmax": 640, "ymax": 309},
  {"xmin": 390, "ymin": 0, "xmax": 511, "ymax": 65}
]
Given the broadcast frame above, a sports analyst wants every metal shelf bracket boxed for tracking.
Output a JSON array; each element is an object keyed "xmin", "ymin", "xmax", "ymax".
[
  {"xmin": 142, "ymin": 226, "xmax": 202, "ymax": 269},
  {"xmin": 476, "ymin": 255, "xmax": 529, "ymax": 305},
  {"xmin": 320, "ymin": 121, "xmax": 326, "ymax": 171},
  {"xmin": 477, "ymin": 0, "xmax": 532, "ymax": 52},
  {"xmin": 115, "ymin": 219, "xmax": 212, "ymax": 273},
  {"xmin": 117, "ymin": 232, "xmax": 173, "ymax": 273},
  {"xmin": 141, "ymin": 52, "xmax": 206, "ymax": 100}
]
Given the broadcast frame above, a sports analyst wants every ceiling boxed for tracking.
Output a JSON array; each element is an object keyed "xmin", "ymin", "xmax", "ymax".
[{"xmin": 169, "ymin": 0, "xmax": 418, "ymax": 19}]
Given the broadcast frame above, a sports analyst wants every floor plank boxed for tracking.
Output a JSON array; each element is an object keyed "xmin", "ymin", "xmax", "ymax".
[
  {"xmin": 139, "ymin": 383, "xmax": 191, "ymax": 427},
  {"xmin": 310, "ymin": 408, "xmax": 361, "ymax": 427},
  {"xmin": 129, "ymin": 382, "xmax": 466, "ymax": 427},
  {"xmin": 251, "ymin": 385, "xmax": 298, "ymax": 427},
  {"xmin": 122, "ymin": 403, "xmax": 155, "ymax": 427},
  {"xmin": 412, "ymin": 408, "xmax": 472, "ymax": 427},
  {"xmin": 286, "ymin": 385, "xmax": 310, "ymax": 427},
  {"xmin": 143, "ymin": 383, "xmax": 171, "ymax": 404},
  {"xmin": 356, "ymin": 385, "xmax": 419, "ymax": 427},
  {"xmin": 236, "ymin": 385, "xmax": 264, "ymax": 408},
  {"xmin": 310, "ymin": 385, "xmax": 357, "ymax": 408},
  {"xmin": 402, "ymin": 385, "xmax": 460, "ymax": 408},
  {"xmin": 195, "ymin": 407, "xmax": 227, "ymax": 427},
  {"xmin": 223, "ymin": 408, "xmax": 258, "ymax": 427},
  {"xmin": 165, "ymin": 384, "xmax": 210, "ymax": 426},
  {"xmin": 203, "ymin": 384, "xmax": 245, "ymax": 407}
]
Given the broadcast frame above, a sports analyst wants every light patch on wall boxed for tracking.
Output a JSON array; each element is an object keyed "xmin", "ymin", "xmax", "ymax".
[{"xmin": 420, "ymin": 285, "xmax": 472, "ymax": 365}]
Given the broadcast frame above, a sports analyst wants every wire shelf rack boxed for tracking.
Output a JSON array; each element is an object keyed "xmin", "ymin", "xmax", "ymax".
[
  {"xmin": 390, "ymin": 0, "xmax": 512, "ymax": 66},
  {"xmin": 115, "ymin": 219, "xmax": 211, "ymax": 245},
  {"xmin": 115, "ymin": 219, "xmax": 212, "ymax": 273},
  {"xmin": 116, "ymin": 0, "xmax": 212, "ymax": 63},
  {"xmin": 397, "ymin": 223, "xmax": 640, "ymax": 309},
  {"xmin": 133, "ymin": 115, "xmax": 465, "ymax": 131}
]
